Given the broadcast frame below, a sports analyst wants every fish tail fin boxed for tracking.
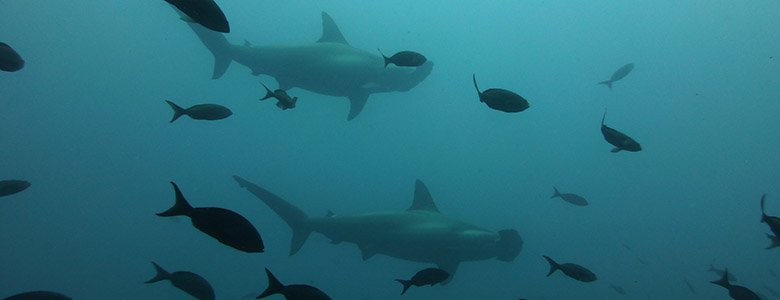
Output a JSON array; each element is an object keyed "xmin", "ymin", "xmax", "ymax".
[
  {"xmin": 472, "ymin": 73, "xmax": 481, "ymax": 95},
  {"xmin": 710, "ymin": 268, "xmax": 731, "ymax": 288},
  {"xmin": 257, "ymin": 268, "xmax": 286, "ymax": 299},
  {"xmin": 177, "ymin": 8, "xmax": 233, "ymax": 79},
  {"xmin": 766, "ymin": 234, "xmax": 780, "ymax": 249},
  {"xmin": 259, "ymin": 83, "xmax": 274, "ymax": 100},
  {"xmin": 761, "ymin": 194, "xmax": 768, "ymax": 222},
  {"xmin": 395, "ymin": 279, "xmax": 413, "ymax": 295},
  {"xmin": 144, "ymin": 262, "xmax": 171, "ymax": 283},
  {"xmin": 543, "ymin": 255, "xmax": 560, "ymax": 277},
  {"xmin": 598, "ymin": 80, "xmax": 613, "ymax": 90},
  {"xmin": 156, "ymin": 182, "xmax": 194, "ymax": 217},
  {"xmin": 378, "ymin": 48, "xmax": 390, "ymax": 67},
  {"xmin": 233, "ymin": 176, "xmax": 312, "ymax": 255},
  {"xmin": 165, "ymin": 100, "xmax": 186, "ymax": 123},
  {"xmin": 551, "ymin": 187, "xmax": 561, "ymax": 199}
]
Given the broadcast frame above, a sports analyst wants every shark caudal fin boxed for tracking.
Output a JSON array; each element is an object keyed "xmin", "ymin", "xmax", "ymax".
[
  {"xmin": 144, "ymin": 262, "xmax": 171, "ymax": 284},
  {"xmin": 174, "ymin": 7, "xmax": 233, "ymax": 79},
  {"xmin": 233, "ymin": 176, "xmax": 312, "ymax": 255}
]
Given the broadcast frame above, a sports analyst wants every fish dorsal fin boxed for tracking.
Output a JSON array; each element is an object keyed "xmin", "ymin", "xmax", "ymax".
[
  {"xmin": 408, "ymin": 179, "xmax": 440, "ymax": 213},
  {"xmin": 317, "ymin": 12, "xmax": 349, "ymax": 45}
]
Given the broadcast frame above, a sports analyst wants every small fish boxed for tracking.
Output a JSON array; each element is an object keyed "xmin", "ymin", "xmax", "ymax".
[
  {"xmin": 260, "ymin": 83, "xmax": 297, "ymax": 110},
  {"xmin": 165, "ymin": 100, "xmax": 232, "ymax": 122},
  {"xmin": 379, "ymin": 50, "xmax": 427, "ymax": 68},
  {"xmin": 710, "ymin": 268, "xmax": 760, "ymax": 300},
  {"xmin": 395, "ymin": 268, "xmax": 450, "ymax": 295},
  {"xmin": 157, "ymin": 182, "xmax": 264, "ymax": 253},
  {"xmin": 0, "ymin": 180, "xmax": 30, "ymax": 197},
  {"xmin": 257, "ymin": 268, "xmax": 331, "ymax": 300},
  {"xmin": 550, "ymin": 187, "xmax": 588, "ymax": 206},
  {"xmin": 601, "ymin": 111, "xmax": 641, "ymax": 153},
  {"xmin": 760, "ymin": 194, "xmax": 780, "ymax": 249},
  {"xmin": 543, "ymin": 255, "xmax": 597, "ymax": 282},
  {"xmin": 472, "ymin": 74, "xmax": 530, "ymax": 113},
  {"xmin": 145, "ymin": 262, "xmax": 215, "ymax": 300},
  {"xmin": 708, "ymin": 264, "xmax": 738, "ymax": 282},
  {"xmin": 598, "ymin": 63, "xmax": 634, "ymax": 90},
  {"xmin": 2, "ymin": 291, "xmax": 71, "ymax": 300},
  {"xmin": 165, "ymin": 0, "xmax": 230, "ymax": 33},
  {"xmin": 684, "ymin": 277, "xmax": 697, "ymax": 294},
  {"xmin": 0, "ymin": 42, "xmax": 24, "ymax": 72},
  {"xmin": 609, "ymin": 284, "xmax": 627, "ymax": 295}
]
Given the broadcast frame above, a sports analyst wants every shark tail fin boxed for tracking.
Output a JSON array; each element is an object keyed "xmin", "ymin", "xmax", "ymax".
[
  {"xmin": 258, "ymin": 268, "xmax": 286, "ymax": 299},
  {"xmin": 233, "ymin": 176, "xmax": 312, "ymax": 255},
  {"xmin": 144, "ymin": 262, "xmax": 171, "ymax": 284},
  {"xmin": 766, "ymin": 234, "xmax": 780, "ymax": 249},
  {"xmin": 598, "ymin": 80, "xmax": 613, "ymax": 90},
  {"xmin": 543, "ymin": 255, "xmax": 560, "ymax": 277},
  {"xmin": 165, "ymin": 100, "xmax": 186, "ymax": 123},
  {"xmin": 179, "ymin": 11, "xmax": 233, "ymax": 79},
  {"xmin": 394, "ymin": 279, "xmax": 413, "ymax": 295},
  {"xmin": 156, "ymin": 182, "xmax": 194, "ymax": 217},
  {"xmin": 551, "ymin": 187, "xmax": 561, "ymax": 199}
]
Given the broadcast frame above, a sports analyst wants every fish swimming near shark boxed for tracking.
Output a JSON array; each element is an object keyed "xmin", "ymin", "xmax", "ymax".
[
  {"xmin": 257, "ymin": 268, "xmax": 331, "ymax": 300},
  {"xmin": 710, "ymin": 268, "xmax": 760, "ymax": 300},
  {"xmin": 598, "ymin": 63, "xmax": 634, "ymax": 91},
  {"xmin": 260, "ymin": 82, "xmax": 297, "ymax": 110},
  {"xmin": 600, "ymin": 111, "xmax": 641, "ymax": 153},
  {"xmin": 176, "ymin": 11, "xmax": 433, "ymax": 120},
  {"xmin": 232, "ymin": 176, "xmax": 523, "ymax": 283},
  {"xmin": 165, "ymin": 0, "xmax": 230, "ymax": 33},
  {"xmin": 145, "ymin": 262, "xmax": 215, "ymax": 300},
  {"xmin": 760, "ymin": 194, "xmax": 780, "ymax": 249},
  {"xmin": 395, "ymin": 268, "xmax": 449, "ymax": 295}
]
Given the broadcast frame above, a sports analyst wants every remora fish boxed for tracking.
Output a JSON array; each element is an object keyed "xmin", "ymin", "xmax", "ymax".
[
  {"xmin": 177, "ymin": 11, "xmax": 433, "ymax": 120},
  {"xmin": 233, "ymin": 176, "xmax": 522, "ymax": 282},
  {"xmin": 598, "ymin": 63, "xmax": 634, "ymax": 90}
]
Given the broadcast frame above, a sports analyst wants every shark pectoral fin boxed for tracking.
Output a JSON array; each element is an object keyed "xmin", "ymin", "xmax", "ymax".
[
  {"xmin": 317, "ymin": 12, "xmax": 349, "ymax": 45},
  {"xmin": 346, "ymin": 93, "xmax": 369, "ymax": 121},
  {"xmin": 358, "ymin": 244, "xmax": 378, "ymax": 260},
  {"xmin": 436, "ymin": 260, "xmax": 459, "ymax": 285}
]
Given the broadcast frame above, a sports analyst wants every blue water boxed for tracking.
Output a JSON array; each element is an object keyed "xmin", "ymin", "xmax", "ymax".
[{"xmin": 1, "ymin": 1, "xmax": 779, "ymax": 299}]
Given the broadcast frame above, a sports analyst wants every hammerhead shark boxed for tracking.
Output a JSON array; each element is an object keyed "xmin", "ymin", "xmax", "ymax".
[
  {"xmin": 179, "ymin": 11, "xmax": 434, "ymax": 120},
  {"xmin": 232, "ymin": 176, "xmax": 523, "ymax": 282}
]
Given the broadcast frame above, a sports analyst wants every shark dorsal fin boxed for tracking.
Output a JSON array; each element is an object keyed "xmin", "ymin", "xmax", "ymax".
[
  {"xmin": 408, "ymin": 179, "xmax": 440, "ymax": 213},
  {"xmin": 317, "ymin": 12, "xmax": 349, "ymax": 45}
]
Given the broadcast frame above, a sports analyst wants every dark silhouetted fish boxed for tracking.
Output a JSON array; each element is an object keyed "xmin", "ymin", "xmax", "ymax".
[
  {"xmin": 257, "ymin": 268, "xmax": 331, "ymax": 300},
  {"xmin": 260, "ymin": 83, "xmax": 297, "ymax": 110},
  {"xmin": 709, "ymin": 264, "xmax": 738, "ymax": 282},
  {"xmin": 472, "ymin": 74, "xmax": 529, "ymax": 113},
  {"xmin": 165, "ymin": 100, "xmax": 232, "ymax": 122},
  {"xmin": 379, "ymin": 50, "xmax": 427, "ymax": 68},
  {"xmin": 760, "ymin": 194, "xmax": 780, "ymax": 249},
  {"xmin": 684, "ymin": 277, "xmax": 697, "ymax": 294},
  {"xmin": 395, "ymin": 268, "xmax": 449, "ymax": 295},
  {"xmin": 0, "ymin": 42, "xmax": 24, "ymax": 72},
  {"xmin": 710, "ymin": 268, "xmax": 760, "ymax": 300},
  {"xmin": 0, "ymin": 180, "xmax": 30, "ymax": 197},
  {"xmin": 609, "ymin": 284, "xmax": 627, "ymax": 295},
  {"xmin": 601, "ymin": 111, "xmax": 641, "ymax": 153},
  {"xmin": 156, "ymin": 182, "xmax": 264, "ymax": 253},
  {"xmin": 550, "ymin": 187, "xmax": 588, "ymax": 206},
  {"xmin": 2, "ymin": 291, "xmax": 71, "ymax": 300},
  {"xmin": 543, "ymin": 255, "xmax": 597, "ymax": 282},
  {"xmin": 165, "ymin": 0, "xmax": 230, "ymax": 33},
  {"xmin": 145, "ymin": 262, "xmax": 215, "ymax": 300},
  {"xmin": 598, "ymin": 63, "xmax": 634, "ymax": 90}
]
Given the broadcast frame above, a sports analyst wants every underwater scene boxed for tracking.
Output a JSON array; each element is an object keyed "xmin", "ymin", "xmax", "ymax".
[{"xmin": 1, "ymin": 1, "xmax": 779, "ymax": 299}]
